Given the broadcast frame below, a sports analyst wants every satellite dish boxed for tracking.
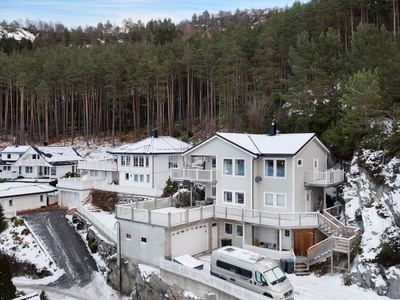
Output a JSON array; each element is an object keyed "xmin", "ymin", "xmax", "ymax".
[{"xmin": 255, "ymin": 176, "xmax": 262, "ymax": 183}]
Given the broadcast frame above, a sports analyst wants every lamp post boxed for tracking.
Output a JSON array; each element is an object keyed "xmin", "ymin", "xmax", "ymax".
[{"xmin": 114, "ymin": 221, "xmax": 122, "ymax": 295}]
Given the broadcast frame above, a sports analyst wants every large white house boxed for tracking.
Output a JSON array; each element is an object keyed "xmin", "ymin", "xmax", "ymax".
[
  {"xmin": 0, "ymin": 145, "xmax": 30, "ymax": 180},
  {"xmin": 57, "ymin": 130, "xmax": 192, "ymax": 207},
  {"xmin": 115, "ymin": 129, "xmax": 359, "ymax": 274}
]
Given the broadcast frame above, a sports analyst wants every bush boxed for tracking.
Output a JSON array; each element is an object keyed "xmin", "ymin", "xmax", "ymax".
[
  {"xmin": 87, "ymin": 236, "xmax": 98, "ymax": 254},
  {"xmin": 0, "ymin": 204, "xmax": 8, "ymax": 233},
  {"xmin": 377, "ymin": 228, "xmax": 400, "ymax": 267},
  {"xmin": 89, "ymin": 189, "xmax": 118, "ymax": 211},
  {"xmin": 21, "ymin": 228, "xmax": 30, "ymax": 236},
  {"xmin": 342, "ymin": 273, "xmax": 352, "ymax": 286},
  {"xmin": 13, "ymin": 218, "xmax": 24, "ymax": 227},
  {"xmin": 72, "ymin": 214, "xmax": 79, "ymax": 224},
  {"xmin": 0, "ymin": 179, "xmax": 5, "ymax": 183},
  {"xmin": 49, "ymin": 179, "xmax": 58, "ymax": 187},
  {"xmin": 162, "ymin": 177, "xmax": 178, "ymax": 197},
  {"xmin": 351, "ymin": 234, "xmax": 363, "ymax": 255}
]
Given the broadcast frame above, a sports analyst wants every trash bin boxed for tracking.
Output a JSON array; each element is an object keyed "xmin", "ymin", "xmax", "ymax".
[
  {"xmin": 226, "ymin": 239, "xmax": 232, "ymax": 246},
  {"xmin": 175, "ymin": 202, "xmax": 181, "ymax": 208},
  {"xmin": 280, "ymin": 258, "xmax": 287, "ymax": 273},
  {"xmin": 286, "ymin": 259, "xmax": 294, "ymax": 274},
  {"xmin": 221, "ymin": 238, "xmax": 227, "ymax": 247}
]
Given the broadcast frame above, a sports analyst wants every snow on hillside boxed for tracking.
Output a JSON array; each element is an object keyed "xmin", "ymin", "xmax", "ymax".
[{"xmin": 0, "ymin": 27, "xmax": 36, "ymax": 42}]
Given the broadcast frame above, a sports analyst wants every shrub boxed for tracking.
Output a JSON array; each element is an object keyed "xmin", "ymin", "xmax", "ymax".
[
  {"xmin": 342, "ymin": 273, "xmax": 352, "ymax": 286},
  {"xmin": 21, "ymin": 228, "xmax": 30, "ymax": 236},
  {"xmin": 377, "ymin": 228, "xmax": 400, "ymax": 267},
  {"xmin": 162, "ymin": 177, "xmax": 178, "ymax": 197},
  {"xmin": 0, "ymin": 178, "xmax": 5, "ymax": 183},
  {"xmin": 13, "ymin": 218, "xmax": 24, "ymax": 227},
  {"xmin": 72, "ymin": 214, "xmax": 79, "ymax": 224},
  {"xmin": 351, "ymin": 234, "xmax": 363, "ymax": 255},
  {"xmin": 89, "ymin": 189, "xmax": 118, "ymax": 211},
  {"xmin": 87, "ymin": 237, "xmax": 98, "ymax": 254},
  {"xmin": 0, "ymin": 204, "xmax": 8, "ymax": 233},
  {"xmin": 49, "ymin": 179, "xmax": 58, "ymax": 187}
]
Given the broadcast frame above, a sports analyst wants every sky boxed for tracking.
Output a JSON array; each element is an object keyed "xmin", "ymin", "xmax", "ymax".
[{"xmin": 1, "ymin": 0, "xmax": 302, "ymax": 29}]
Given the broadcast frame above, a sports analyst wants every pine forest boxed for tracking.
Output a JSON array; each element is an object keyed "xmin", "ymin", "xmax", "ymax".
[{"xmin": 1, "ymin": 0, "xmax": 400, "ymax": 160}]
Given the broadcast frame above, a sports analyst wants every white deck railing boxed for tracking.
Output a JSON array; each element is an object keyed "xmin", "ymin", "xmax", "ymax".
[
  {"xmin": 0, "ymin": 171, "xmax": 18, "ymax": 179},
  {"xmin": 243, "ymin": 244, "xmax": 294, "ymax": 260},
  {"xmin": 170, "ymin": 168, "xmax": 216, "ymax": 182},
  {"xmin": 4, "ymin": 210, "xmax": 17, "ymax": 218},
  {"xmin": 93, "ymin": 181, "xmax": 163, "ymax": 197},
  {"xmin": 78, "ymin": 160, "xmax": 117, "ymax": 171},
  {"xmin": 304, "ymin": 169, "xmax": 344, "ymax": 186},
  {"xmin": 57, "ymin": 177, "xmax": 96, "ymax": 189},
  {"xmin": 17, "ymin": 159, "xmax": 45, "ymax": 166}
]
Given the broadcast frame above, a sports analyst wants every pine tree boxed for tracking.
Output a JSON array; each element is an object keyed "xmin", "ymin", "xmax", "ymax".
[
  {"xmin": 40, "ymin": 290, "xmax": 49, "ymax": 300},
  {"xmin": 0, "ymin": 254, "xmax": 16, "ymax": 300},
  {"xmin": 0, "ymin": 204, "xmax": 8, "ymax": 233}
]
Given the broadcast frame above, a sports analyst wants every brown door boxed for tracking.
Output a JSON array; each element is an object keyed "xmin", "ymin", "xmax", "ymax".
[{"xmin": 294, "ymin": 229, "xmax": 314, "ymax": 257}]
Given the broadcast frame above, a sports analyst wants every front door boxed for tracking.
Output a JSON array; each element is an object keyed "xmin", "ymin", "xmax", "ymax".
[
  {"xmin": 294, "ymin": 229, "xmax": 314, "ymax": 257},
  {"xmin": 305, "ymin": 190, "xmax": 312, "ymax": 212},
  {"xmin": 212, "ymin": 222, "xmax": 218, "ymax": 249}
]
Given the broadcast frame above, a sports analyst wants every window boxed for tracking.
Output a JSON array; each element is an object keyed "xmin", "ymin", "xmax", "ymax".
[
  {"xmin": 134, "ymin": 174, "xmax": 138, "ymax": 182},
  {"xmin": 211, "ymin": 186, "xmax": 216, "ymax": 197},
  {"xmin": 9, "ymin": 199, "xmax": 13, "ymax": 206},
  {"xmin": 223, "ymin": 159, "xmax": 232, "ymax": 175},
  {"xmin": 40, "ymin": 195, "xmax": 44, "ymax": 202},
  {"xmin": 140, "ymin": 174, "xmax": 144, "ymax": 182},
  {"xmin": 145, "ymin": 156, "xmax": 149, "ymax": 167},
  {"xmin": 169, "ymin": 156, "xmax": 178, "ymax": 168},
  {"xmin": 139, "ymin": 156, "xmax": 144, "ymax": 167},
  {"xmin": 297, "ymin": 159, "xmax": 303, "ymax": 167},
  {"xmin": 147, "ymin": 174, "xmax": 150, "ymax": 183},
  {"xmin": 255, "ymin": 271, "xmax": 268, "ymax": 285},
  {"xmin": 235, "ymin": 192, "xmax": 244, "ymax": 204},
  {"xmin": 7, "ymin": 154, "xmax": 11, "ymax": 159},
  {"xmin": 121, "ymin": 155, "xmax": 131, "ymax": 166},
  {"xmin": 133, "ymin": 156, "xmax": 139, "ymax": 167},
  {"xmin": 235, "ymin": 159, "xmax": 245, "ymax": 176},
  {"xmin": 51, "ymin": 167, "xmax": 56, "ymax": 176},
  {"xmin": 44, "ymin": 167, "xmax": 50, "ymax": 175},
  {"xmin": 285, "ymin": 230, "xmax": 290, "ymax": 237},
  {"xmin": 225, "ymin": 223, "xmax": 233, "ymax": 235},
  {"xmin": 224, "ymin": 191, "xmax": 232, "ymax": 203},
  {"xmin": 216, "ymin": 260, "xmax": 252, "ymax": 279},
  {"xmin": 141, "ymin": 237, "xmax": 147, "ymax": 244},
  {"xmin": 126, "ymin": 233, "xmax": 132, "ymax": 240},
  {"xmin": 265, "ymin": 159, "xmax": 286, "ymax": 178},
  {"xmin": 265, "ymin": 193, "xmax": 274, "ymax": 206},
  {"xmin": 212, "ymin": 158, "xmax": 216, "ymax": 168},
  {"xmin": 264, "ymin": 193, "xmax": 286, "ymax": 208},
  {"xmin": 236, "ymin": 225, "xmax": 243, "ymax": 237},
  {"xmin": 25, "ymin": 166, "xmax": 33, "ymax": 173},
  {"xmin": 125, "ymin": 173, "xmax": 129, "ymax": 180}
]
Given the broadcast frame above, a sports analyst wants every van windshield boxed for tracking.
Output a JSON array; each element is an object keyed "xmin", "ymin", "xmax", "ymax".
[{"xmin": 264, "ymin": 267, "xmax": 286, "ymax": 285}]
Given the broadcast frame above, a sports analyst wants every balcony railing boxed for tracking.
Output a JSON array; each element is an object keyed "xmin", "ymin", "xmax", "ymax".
[
  {"xmin": 18, "ymin": 159, "xmax": 45, "ymax": 166},
  {"xmin": 304, "ymin": 169, "xmax": 344, "ymax": 187},
  {"xmin": 78, "ymin": 160, "xmax": 117, "ymax": 171},
  {"xmin": 94, "ymin": 181, "xmax": 163, "ymax": 197},
  {"xmin": 57, "ymin": 177, "xmax": 96, "ymax": 189},
  {"xmin": 170, "ymin": 168, "xmax": 217, "ymax": 182}
]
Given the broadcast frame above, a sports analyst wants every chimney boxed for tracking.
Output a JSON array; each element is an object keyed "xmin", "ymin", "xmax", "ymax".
[
  {"xmin": 43, "ymin": 141, "xmax": 48, "ymax": 146},
  {"xmin": 151, "ymin": 129, "xmax": 158, "ymax": 138},
  {"xmin": 269, "ymin": 124, "xmax": 277, "ymax": 136}
]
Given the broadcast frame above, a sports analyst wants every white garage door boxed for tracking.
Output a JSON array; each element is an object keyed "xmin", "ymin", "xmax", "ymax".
[
  {"xmin": 171, "ymin": 223, "xmax": 208, "ymax": 258},
  {"xmin": 62, "ymin": 191, "xmax": 77, "ymax": 208}
]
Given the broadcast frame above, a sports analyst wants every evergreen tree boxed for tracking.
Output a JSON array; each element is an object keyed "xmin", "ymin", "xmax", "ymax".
[
  {"xmin": 0, "ymin": 204, "xmax": 8, "ymax": 233},
  {"xmin": 0, "ymin": 254, "xmax": 16, "ymax": 300},
  {"xmin": 40, "ymin": 290, "xmax": 49, "ymax": 300}
]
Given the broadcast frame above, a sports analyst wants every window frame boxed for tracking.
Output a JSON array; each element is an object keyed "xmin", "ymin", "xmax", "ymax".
[
  {"xmin": 236, "ymin": 224, "xmax": 243, "ymax": 237},
  {"xmin": 297, "ymin": 158, "xmax": 303, "ymax": 168},
  {"xmin": 224, "ymin": 223, "xmax": 233, "ymax": 235},
  {"xmin": 263, "ymin": 192, "xmax": 287, "ymax": 208},
  {"xmin": 168, "ymin": 155, "xmax": 178, "ymax": 169},
  {"xmin": 223, "ymin": 158, "xmax": 245, "ymax": 177},
  {"xmin": 125, "ymin": 173, "xmax": 129, "ymax": 180},
  {"xmin": 141, "ymin": 237, "xmax": 147, "ymax": 244},
  {"xmin": 264, "ymin": 158, "xmax": 286, "ymax": 179},
  {"xmin": 126, "ymin": 233, "xmax": 132, "ymax": 240},
  {"xmin": 223, "ymin": 191, "xmax": 232, "ymax": 203}
]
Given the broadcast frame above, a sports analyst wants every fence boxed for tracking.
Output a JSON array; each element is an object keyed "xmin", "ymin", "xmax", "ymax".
[
  {"xmin": 4, "ymin": 210, "xmax": 17, "ymax": 218},
  {"xmin": 77, "ymin": 203, "xmax": 117, "ymax": 243},
  {"xmin": 160, "ymin": 258, "xmax": 271, "ymax": 300},
  {"xmin": 304, "ymin": 169, "xmax": 344, "ymax": 185}
]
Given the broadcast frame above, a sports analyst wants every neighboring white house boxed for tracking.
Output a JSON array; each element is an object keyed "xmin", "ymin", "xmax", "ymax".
[
  {"xmin": 0, "ymin": 182, "xmax": 57, "ymax": 216},
  {"xmin": 0, "ymin": 145, "xmax": 30, "ymax": 180},
  {"xmin": 57, "ymin": 130, "xmax": 192, "ymax": 208},
  {"xmin": 115, "ymin": 129, "xmax": 358, "ymax": 274},
  {"xmin": 12, "ymin": 146, "xmax": 83, "ymax": 180}
]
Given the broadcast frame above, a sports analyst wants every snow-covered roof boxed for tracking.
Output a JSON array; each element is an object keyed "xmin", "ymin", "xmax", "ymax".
[
  {"xmin": 187, "ymin": 132, "xmax": 324, "ymax": 157},
  {"xmin": 34, "ymin": 146, "xmax": 83, "ymax": 165},
  {"xmin": 0, "ymin": 182, "xmax": 57, "ymax": 198},
  {"xmin": 0, "ymin": 145, "xmax": 31, "ymax": 153},
  {"xmin": 109, "ymin": 136, "xmax": 191, "ymax": 155}
]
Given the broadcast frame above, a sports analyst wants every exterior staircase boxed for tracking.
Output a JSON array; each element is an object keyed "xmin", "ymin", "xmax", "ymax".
[{"xmin": 294, "ymin": 205, "xmax": 360, "ymax": 276}]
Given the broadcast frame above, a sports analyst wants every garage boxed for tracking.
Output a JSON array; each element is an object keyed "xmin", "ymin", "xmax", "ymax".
[{"xmin": 171, "ymin": 223, "xmax": 208, "ymax": 258}]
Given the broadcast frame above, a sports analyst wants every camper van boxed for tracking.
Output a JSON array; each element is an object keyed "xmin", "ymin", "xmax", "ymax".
[{"xmin": 210, "ymin": 246, "xmax": 294, "ymax": 300}]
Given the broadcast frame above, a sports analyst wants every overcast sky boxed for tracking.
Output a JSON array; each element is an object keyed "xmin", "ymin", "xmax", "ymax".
[{"xmin": 1, "ymin": 0, "xmax": 302, "ymax": 29}]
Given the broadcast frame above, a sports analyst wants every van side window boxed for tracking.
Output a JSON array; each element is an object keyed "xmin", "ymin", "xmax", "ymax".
[
  {"xmin": 255, "ymin": 271, "xmax": 268, "ymax": 285},
  {"xmin": 216, "ymin": 260, "xmax": 252, "ymax": 279}
]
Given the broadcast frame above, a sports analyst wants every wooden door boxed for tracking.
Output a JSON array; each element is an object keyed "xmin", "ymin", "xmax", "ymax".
[{"xmin": 294, "ymin": 229, "xmax": 314, "ymax": 257}]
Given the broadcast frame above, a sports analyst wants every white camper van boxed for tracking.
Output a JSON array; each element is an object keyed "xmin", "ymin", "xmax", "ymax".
[{"xmin": 210, "ymin": 246, "xmax": 294, "ymax": 300}]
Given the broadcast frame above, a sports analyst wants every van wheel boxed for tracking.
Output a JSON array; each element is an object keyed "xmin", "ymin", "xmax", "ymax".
[{"xmin": 263, "ymin": 293, "xmax": 272, "ymax": 298}]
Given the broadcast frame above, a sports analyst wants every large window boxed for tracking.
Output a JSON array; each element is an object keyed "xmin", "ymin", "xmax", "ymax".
[
  {"xmin": 223, "ymin": 159, "xmax": 232, "ymax": 175},
  {"xmin": 265, "ymin": 159, "xmax": 286, "ymax": 178},
  {"xmin": 264, "ymin": 193, "xmax": 286, "ymax": 208},
  {"xmin": 51, "ymin": 167, "xmax": 56, "ymax": 176},
  {"xmin": 121, "ymin": 155, "xmax": 131, "ymax": 166},
  {"xmin": 223, "ymin": 190, "xmax": 245, "ymax": 205},
  {"xmin": 224, "ymin": 223, "xmax": 233, "ymax": 235},
  {"xmin": 211, "ymin": 186, "xmax": 216, "ymax": 197},
  {"xmin": 235, "ymin": 192, "xmax": 244, "ymax": 204},
  {"xmin": 224, "ymin": 191, "xmax": 232, "ymax": 203},
  {"xmin": 236, "ymin": 225, "xmax": 243, "ymax": 237},
  {"xmin": 25, "ymin": 166, "xmax": 33, "ymax": 173},
  {"xmin": 235, "ymin": 159, "xmax": 245, "ymax": 176}
]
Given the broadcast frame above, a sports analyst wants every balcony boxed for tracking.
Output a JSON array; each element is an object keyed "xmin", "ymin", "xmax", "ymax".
[
  {"xmin": 18, "ymin": 159, "xmax": 45, "ymax": 166},
  {"xmin": 78, "ymin": 160, "xmax": 117, "ymax": 171},
  {"xmin": 93, "ymin": 181, "xmax": 163, "ymax": 197},
  {"xmin": 0, "ymin": 170, "xmax": 18, "ymax": 179},
  {"xmin": 304, "ymin": 169, "xmax": 344, "ymax": 187},
  {"xmin": 57, "ymin": 177, "xmax": 96, "ymax": 190},
  {"xmin": 170, "ymin": 168, "xmax": 216, "ymax": 183}
]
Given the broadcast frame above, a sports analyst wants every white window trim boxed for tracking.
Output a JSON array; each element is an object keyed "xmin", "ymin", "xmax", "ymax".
[
  {"xmin": 222, "ymin": 157, "xmax": 246, "ymax": 177},
  {"xmin": 126, "ymin": 233, "xmax": 132, "ymax": 240},
  {"xmin": 140, "ymin": 237, "xmax": 147, "ymax": 244},
  {"xmin": 264, "ymin": 158, "xmax": 287, "ymax": 179},
  {"xmin": 263, "ymin": 192, "xmax": 287, "ymax": 209},
  {"xmin": 236, "ymin": 224, "xmax": 243, "ymax": 238},
  {"xmin": 222, "ymin": 190, "xmax": 245, "ymax": 205},
  {"xmin": 224, "ymin": 222, "xmax": 233, "ymax": 235},
  {"xmin": 297, "ymin": 158, "xmax": 303, "ymax": 168}
]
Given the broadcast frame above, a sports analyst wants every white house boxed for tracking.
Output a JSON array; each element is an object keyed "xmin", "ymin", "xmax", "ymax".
[
  {"xmin": 13, "ymin": 146, "xmax": 83, "ymax": 180},
  {"xmin": 57, "ymin": 130, "xmax": 192, "ymax": 208},
  {"xmin": 0, "ymin": 182, "xmax": 57, "ymax": 216},
  {"xmin": 115, "ymin": 129, "xmax": 359, "ymax": 274},
  {"xmin": 0, "ymin": 145, "xmax": 30, "ymax": 180}
]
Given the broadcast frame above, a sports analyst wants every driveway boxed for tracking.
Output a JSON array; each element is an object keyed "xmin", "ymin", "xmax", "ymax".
[{"xmin": 21, "ymin": 208, "xmax": 98, "ymax": 288}]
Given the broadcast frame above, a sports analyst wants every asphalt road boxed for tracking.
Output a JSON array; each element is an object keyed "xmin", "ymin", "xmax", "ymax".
[{"xmin": 21, "ymin": 208, "xmax": 98, "ymax": 288}]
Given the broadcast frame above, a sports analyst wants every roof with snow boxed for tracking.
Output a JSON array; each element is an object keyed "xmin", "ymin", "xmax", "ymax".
[
  {"xmin": 187, "ymin": 132, "xmax": 327, "ymax": 157},
  {"xmin": 108, "ymin": 136, "xmax": 192, "ymax": 155},
  {"xmin": 33, "ymin": 146, "xmax": 83, "ymax": 165},
  {"xmin": 0, "ymin": 145, "xmax": 31, "ymax": 153},
  {"xmin": 0, "ymin": 182, "xmax": 57, "ymax": 198}
]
